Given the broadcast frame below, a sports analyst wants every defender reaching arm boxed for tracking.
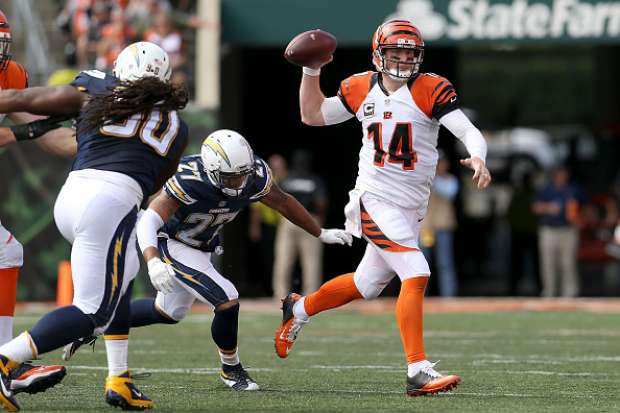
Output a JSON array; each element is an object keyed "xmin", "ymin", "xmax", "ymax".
[
  {"xmin": 0, "ymin": 58, "xmax": 82, "ymax": 156},
  {"xmin": 0, "ymin": 85, "xmax": 86, "ymax": 115},
  {"xmin": 137, "ymin": 181, "xmax": 351, "ymax": 294},
  {"xmin": 136, "ymin": 131, "xmax": 351, "ymax": 294}
]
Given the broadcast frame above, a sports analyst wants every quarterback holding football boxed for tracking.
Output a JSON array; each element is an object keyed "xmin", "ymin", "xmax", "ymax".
[{"xmin": 275, "ymin": 19, "xmax": 491, "ymax": 396}]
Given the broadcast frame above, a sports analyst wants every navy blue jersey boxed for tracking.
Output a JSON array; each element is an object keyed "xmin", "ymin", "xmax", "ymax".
[
  {"xmin": 162, "ymin": 155, "xmax": 273, "ymax": 251},
  {"xmin": 70, "ymin": 70, "xmax": 189, "ymax": 198}
]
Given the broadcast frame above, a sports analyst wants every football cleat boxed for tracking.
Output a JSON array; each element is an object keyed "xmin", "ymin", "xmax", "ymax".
[
  {"xmin": 406, "ymin": 361, "xmax": 460, "ymax": 397},
  {"xmin": 219, "ymin": 365, "xmax": 259, "ymax": 391},
  {"xmin": 0, "ymin": 356, "xmax": 19, "ymax": 412},
  {"xmin": 9, "ymin": 362, "xmax": 66, "ymax": 394},
  {"xmin": 62, "ymin": 335, "xmax": 97, "ymax": 361},
  {"xmin": 274, "ymin": 293, "xmax": 307, "ymax": 359},
  {"xmin": 105, "ymin": 371, "xmax": 153, "ymax": 411}
]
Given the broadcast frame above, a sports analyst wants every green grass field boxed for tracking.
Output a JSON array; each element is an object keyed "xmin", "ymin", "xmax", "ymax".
[{"xmin": 11, "ymin": 308, "xmax": 620, "ymax": 413}]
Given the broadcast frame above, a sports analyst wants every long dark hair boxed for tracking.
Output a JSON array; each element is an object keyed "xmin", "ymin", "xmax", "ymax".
[{"xmin": 80, "ymin": 77, "xmax": 188, "ymax": 132}]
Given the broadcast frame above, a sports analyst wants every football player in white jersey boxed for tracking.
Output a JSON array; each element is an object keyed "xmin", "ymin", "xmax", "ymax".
[{"xmin": 274, "ymin": 19, "xmax": 491, "ymax": 396}]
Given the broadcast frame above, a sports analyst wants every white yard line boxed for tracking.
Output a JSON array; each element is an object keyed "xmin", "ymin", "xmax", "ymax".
[
  {"xmin": 504, "ymin": 370, "xmax": 619, "ymax": 377},
  {"xmin": 68, "ymin": 365, "xmax": 275, "ymax": 374}
]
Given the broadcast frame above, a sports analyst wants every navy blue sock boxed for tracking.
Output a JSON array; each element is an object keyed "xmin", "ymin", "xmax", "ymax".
[
  {"xmin": 105, "ymin": 281, "xmax": 133, "ymax": 335},
  {"xmin": 28, "ymin": 305, "xmax": 96, "ymax": 354},
  {"xmin": 130, "ymin": 298, "xmax": 178, "ymax": 328},
  {"xmin": 211, "ymin": 303, "xmax": 239, "ymax": 351}
]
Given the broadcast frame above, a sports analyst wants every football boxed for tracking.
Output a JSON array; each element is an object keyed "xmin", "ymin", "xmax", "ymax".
[{"xmin": 284, "ymin": 29, "xmax": 337, "ymax": 67}]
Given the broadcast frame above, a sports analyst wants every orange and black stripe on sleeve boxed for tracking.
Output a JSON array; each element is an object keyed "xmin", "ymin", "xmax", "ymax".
[
  {"xmin": 431, "ymin": 77, "xmax": 459, "ymax": 119},
  {"xmin": 337, "ymin": 71, "xmax": 375, "ymax": 115},
  {"xmin": 410, "ymin": 74, "xmax": 459, "ymax": 120}
]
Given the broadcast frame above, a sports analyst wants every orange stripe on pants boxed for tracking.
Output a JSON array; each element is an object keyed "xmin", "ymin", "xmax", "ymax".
[
  {"xmin": 0, "ymin": 268, "xmax": 19, "ymax": 316},
  {"xmin": 396, "ymin": 276, "xmax": 428, "ymax": 364}
]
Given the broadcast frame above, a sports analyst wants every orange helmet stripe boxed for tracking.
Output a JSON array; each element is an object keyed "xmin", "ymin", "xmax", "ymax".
[{"xmin": 376, "ymin": 20, "xmax": 423, "ymax": 47}]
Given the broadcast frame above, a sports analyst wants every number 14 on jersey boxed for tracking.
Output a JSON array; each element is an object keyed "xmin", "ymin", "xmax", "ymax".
[{"xmin": 367, "ymin": 122, "xmax": 417, "ymax": 170}]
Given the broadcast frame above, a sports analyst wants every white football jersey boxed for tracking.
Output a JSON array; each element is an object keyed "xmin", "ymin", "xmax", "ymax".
[{"xmin": 338, "ymin": 71, "xmax": 459, "ymax": 210}]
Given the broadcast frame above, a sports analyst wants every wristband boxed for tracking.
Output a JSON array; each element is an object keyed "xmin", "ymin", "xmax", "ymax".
[
  {"xmin": 11, "ymin": 123, "xmax": 41, "ymax": 141},
  {"xmin": 11, "ymin": 115, "xmax": 73, "ymax": 141},
  {"xmin": 302, "ymin": 67, "xmax": 321, "ymax": 77}
]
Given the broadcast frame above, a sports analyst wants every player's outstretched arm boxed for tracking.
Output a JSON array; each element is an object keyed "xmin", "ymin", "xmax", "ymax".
[
  {"xmin": 30, "ymin": 127, "xmax": 77, "ymax": 158},
  {"xmin": 261, "ymin": 182, "xmax": 321, "ymax": 236},
  {"xmin": 0, "ymin": 85, "xmax": 86, "ymax": 116},
  {"xmin": 260, "ymin": 182, "xmax": 352, "ymax": 246},
  {"xmin": 0, "ymin": 115, "xmax": 76, "ymax": 157},
  {"xmin": 440, "ymin": 109, "xmax": 492, "ymax": 189},
  {"xmin": 136, "ymin": 192, "xmax": 180, "ymax": 293},
  {"xmin": 7, "ymin": 112, "xmax": 76, "ymax": 157}
]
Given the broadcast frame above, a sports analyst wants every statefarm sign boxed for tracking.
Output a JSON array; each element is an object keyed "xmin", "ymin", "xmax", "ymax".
[{"xmin": 388, "ymin": 0, "xmax": 620, "ymax": 42}]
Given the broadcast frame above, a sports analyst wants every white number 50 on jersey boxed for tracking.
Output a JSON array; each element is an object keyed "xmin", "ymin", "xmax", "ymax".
[{"xmin": 100, "ymin": 110, "xmax": 180, "ymax": 156}]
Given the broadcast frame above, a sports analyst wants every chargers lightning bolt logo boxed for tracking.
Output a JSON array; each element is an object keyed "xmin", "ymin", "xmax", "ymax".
[
  {"xmin": 203, "ymin": 137, "xmax": 232, "ymax": 167},
  {"xmin": 109, "ymin": 235, "xmax": 123, "ymax": 305}
]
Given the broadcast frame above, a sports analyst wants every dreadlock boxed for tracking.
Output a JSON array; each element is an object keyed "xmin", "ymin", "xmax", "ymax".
[{"xmin": 80, "ymin": 77, "xmax": 188, "ymax": 132}]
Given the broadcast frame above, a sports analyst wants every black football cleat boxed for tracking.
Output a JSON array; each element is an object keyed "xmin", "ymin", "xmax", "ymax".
[{"xmin": 220, "ymin": 364, "xmax": 259, "ymax": 391}]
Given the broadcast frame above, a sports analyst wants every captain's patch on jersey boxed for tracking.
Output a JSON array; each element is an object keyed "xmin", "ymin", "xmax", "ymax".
[{"xmin": 363, "ymin": 103, "xmax": 375, "ymax": 116}]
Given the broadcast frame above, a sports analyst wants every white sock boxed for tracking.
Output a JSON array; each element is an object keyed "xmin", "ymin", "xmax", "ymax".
[
  {"xmin": 218, "ymin": 347, "xmax": 240, "ymax": 366},
  {"xmin": 0, "ymin": 316, "xmax": 13, "ymax": 346},
  {"xmin": 0, "ymin": 331, "xmax": 37, "ymax": 363},
  {"xmin": 407, "ymin": 360, "xmax": 431, "ymax": 377},
  {"xmin": 104, "ymin": 337, "xmax": 128, "ymax": 377},
  {"xmin": 292, "ymin": 297, "xmax": 309, "ymax": 321}
]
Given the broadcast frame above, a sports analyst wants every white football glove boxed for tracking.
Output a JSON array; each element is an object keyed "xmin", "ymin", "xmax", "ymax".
[
  {"xmin": 146, "ymin": 257, "xmax": 176, "ymax": 294},
  {"xmin": 319, "ymin": 228, "xmax": 353, "ymax": 246}
]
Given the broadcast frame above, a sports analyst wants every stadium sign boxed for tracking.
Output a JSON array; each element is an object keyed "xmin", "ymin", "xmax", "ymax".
[
  {"xmin": 221, "ymin": 0, "xmax": 620, "ymax": 45},
  {"xmin": 389, "ymin": 0, "xmax": 620, "ymax": 42}
]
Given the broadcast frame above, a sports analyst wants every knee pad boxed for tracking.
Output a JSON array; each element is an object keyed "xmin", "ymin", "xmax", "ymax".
[{"xmin": 155, "ymin": 292, "xmax": 191, "ymax": 321}]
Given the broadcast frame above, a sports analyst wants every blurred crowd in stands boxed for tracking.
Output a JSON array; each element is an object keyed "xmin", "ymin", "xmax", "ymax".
[
  {"xmin": 52, "ymin": 0, "xmax": 210, "ymax": 86},
  {"xmin": 451, "ymin": 126, "xmax": 620, "ymax": 298}
]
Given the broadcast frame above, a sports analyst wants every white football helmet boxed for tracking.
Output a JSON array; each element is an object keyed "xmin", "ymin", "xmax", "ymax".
[
  {"xmin": 200, "ymin": 129, "xmax": 256, "ymax": 197},
  {"xmin": 113, "ymin": 41, "xmax": 171, "ymax": 82}
]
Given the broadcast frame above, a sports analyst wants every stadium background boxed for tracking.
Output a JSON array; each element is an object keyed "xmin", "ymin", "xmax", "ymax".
[{"xmin": 2, "ymin": 0, "xmax": 620, "ymax": 301}]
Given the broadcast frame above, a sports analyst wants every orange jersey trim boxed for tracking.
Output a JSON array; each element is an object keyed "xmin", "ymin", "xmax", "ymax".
[
  {"xmin": 0, "ymin": 60, "xmax": 28, "ymax": 90},
  {"xmin": 410, "ymin": 73, "xmax": 455, "ymax": 119},
  {"xmin": 338, "ymin": 71, "xmax": 375, "ymax": 114}
]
